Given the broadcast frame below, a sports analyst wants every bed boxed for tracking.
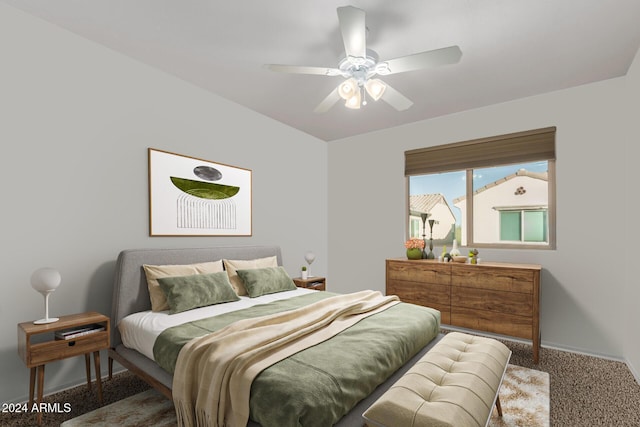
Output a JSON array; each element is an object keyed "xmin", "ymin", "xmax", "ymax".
[{"xmin": 108, "ymin": 246, "xmax": 443, "ymax": 426}]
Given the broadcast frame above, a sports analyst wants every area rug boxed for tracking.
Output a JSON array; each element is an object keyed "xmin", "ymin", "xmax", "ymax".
[
  {"xmin": 61, "ymin": 364, "xmax": 549, "ymax": 427},
  {"xmin": 490, "ymin": 364, "xmax": 550, "ymax": 427}
]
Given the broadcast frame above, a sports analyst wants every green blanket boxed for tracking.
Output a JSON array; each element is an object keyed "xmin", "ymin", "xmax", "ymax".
[{"xmin": 154, "ymin": 292, "xmax": 440, "ymax": 426}]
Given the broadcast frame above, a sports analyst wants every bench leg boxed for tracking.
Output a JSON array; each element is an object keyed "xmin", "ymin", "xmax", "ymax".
[{"xmin": 495, "ymin": 396, "xmax": 503, "ymax": 417}]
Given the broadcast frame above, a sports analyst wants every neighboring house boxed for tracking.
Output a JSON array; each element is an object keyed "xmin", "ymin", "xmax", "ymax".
[
  {"xmin": 409, "ymin": 194, "xmax": 456, "ymax": 240},
  {"xmin": 453, "ymin": 169, "xmax": 548, "ymax": 245}
]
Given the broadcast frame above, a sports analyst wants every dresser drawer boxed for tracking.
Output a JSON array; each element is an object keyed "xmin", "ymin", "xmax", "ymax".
[
  {"xmin": 387, "ymin": 261, "xmax": 451, "ymax": 285},
  {"xmin": 451, "ymin": 286, "xmax": 533, "ymax": 316},
  {"xmin": 451, "ymin": 266, "xmax": 534, "ymax": 293},
  {"xmin": 387, "ymin": 279, "xmax": 451, "ymax": 323},
  {"xmin": 451, "ymin": 306, "xmax": 532, "ymax": 340}
]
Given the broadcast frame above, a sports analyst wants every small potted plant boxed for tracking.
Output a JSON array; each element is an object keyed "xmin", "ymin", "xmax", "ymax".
[
  {"xmin": 404, "ymin": 238, "xmax": 425, "ymax": 260},
  {"xmin": 301, "ymin": 266, "xmax": 308, "ymax": 279}
]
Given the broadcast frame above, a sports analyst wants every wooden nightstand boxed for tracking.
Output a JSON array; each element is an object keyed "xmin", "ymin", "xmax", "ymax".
[
  {"xmin": 293, "ymin": 276, "xmax": 326, "ymax": 291},
  {"xmin": 17, "ymin": 312, "xmax": 110, "ymax": 425}
]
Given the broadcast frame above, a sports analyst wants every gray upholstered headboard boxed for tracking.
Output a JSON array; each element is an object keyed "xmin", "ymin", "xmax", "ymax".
[{"xmin": 110, "ymin": 246, "xmax": 283, "ymax": 348}]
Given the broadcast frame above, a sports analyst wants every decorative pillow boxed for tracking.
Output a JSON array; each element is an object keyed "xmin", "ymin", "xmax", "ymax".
[
  {"xmin": 223, "ymin": 256, "xmax": 278, "ymax": 296},
  {"xmin": 143, "ymin": 260, "xmax": 224, "ymax": 312},
  {"xmin": 236, "ymin": 266, "xmax": 297, "ymax": 298},
  {"xmin": 157, "ymin": 272, "xmax": 240, "ymax": 314}
]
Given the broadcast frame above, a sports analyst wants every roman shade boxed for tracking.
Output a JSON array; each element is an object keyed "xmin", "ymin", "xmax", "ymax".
[{"xmin": 404, "ymin": 126, "xmax": 556, "ymax": 176}]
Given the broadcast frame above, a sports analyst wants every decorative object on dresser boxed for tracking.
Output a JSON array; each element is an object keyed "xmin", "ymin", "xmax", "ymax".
[
  {"xmin": 17, "ymin": 312, "xmax": 110, "ymax": 425},
  {"xmin": 292, "ymin": 276, "xmax": 326, "ymax": 291},
  {"xmin": 426, "ymin": 218, "xmax": 437, "ymax": 259},
  {"xmin": 30, "ymin": 267, "xmax": 61, "ymax": 324},
  {"xmin": 404, "ymin": 238, "xmax": 425, "ymax": 260},
  {"xmin": 420, "ymin": 212, "xmax": 430, "ymax": 258},
  {"xmin": 386, "ymin": 258, "xmax": 542, "ymax": 363},
  {"xmin": 301, "ymin": 266, "xmax": 308, "ymax": 280}
]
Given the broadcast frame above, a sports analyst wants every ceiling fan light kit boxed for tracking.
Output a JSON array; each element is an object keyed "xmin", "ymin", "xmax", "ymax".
[
  {"xmin": 365, "ymin": 79, "xmax": 386, "ymax": 101},
  {"xmin": 264, "ymin": 6, "xmax": 462, "ymax": 113}
]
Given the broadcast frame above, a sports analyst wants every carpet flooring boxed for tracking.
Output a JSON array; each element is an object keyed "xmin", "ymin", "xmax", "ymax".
[{"xmin": 2, "ymin": 339, "xmax": 639, "ymax": 426}]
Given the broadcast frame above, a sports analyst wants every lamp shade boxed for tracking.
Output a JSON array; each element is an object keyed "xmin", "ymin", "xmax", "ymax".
[
  {"xmin": 338, "ymin": 78, "xmax": 358, "ymax": 100},
  {"xmin": 304, "ymin": 252, "xmax": 316, "ymax": 265},
  {"xmin": 344, "ymin": 90, "xmax": 362, "ymax": 109},
  {"xmin": 31, "ymin": 267, "xmax": 60, "ymax": 324},
  {"xmin": 31, "ymin": 267, "xmax": 61, "ymax": 293},
  {"xmin": 365, "ymin": 79, "xmax": 386, "ymax": 101}
]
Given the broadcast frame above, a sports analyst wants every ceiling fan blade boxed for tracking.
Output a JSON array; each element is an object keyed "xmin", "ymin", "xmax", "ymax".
[
  {"xmin": 381, "ymin": 83, "xmax": 413, "ymax": 111},
  {"xmin": 337, "ymin": 6, "xmax": 366, "ymax": 63},
  {"xmin": 314, "ymin": 88, "xmax": 341, "ymax": 113},
  {"xmin": 379, "ymin": 45, "xmax": 462, "ymax": 75},
  {"xmin": 264, "ymin": 64, "xmax": 341, "ymax": 76}
]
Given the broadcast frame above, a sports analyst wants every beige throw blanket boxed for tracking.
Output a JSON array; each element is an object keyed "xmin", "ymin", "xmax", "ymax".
[{"xmin": 172, "ymin": 290, "xmax": 400, "ymax": 427}]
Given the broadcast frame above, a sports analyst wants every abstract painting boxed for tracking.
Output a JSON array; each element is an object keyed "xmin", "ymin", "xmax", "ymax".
[{"xmin": 148, "ymin": 148, "xmax": 252, "ymax": 236}]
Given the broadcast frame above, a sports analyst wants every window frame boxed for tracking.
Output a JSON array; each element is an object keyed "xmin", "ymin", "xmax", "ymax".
[{"xmin": 406, "ymin": 127, "xmax": 556, "ymax": 250}]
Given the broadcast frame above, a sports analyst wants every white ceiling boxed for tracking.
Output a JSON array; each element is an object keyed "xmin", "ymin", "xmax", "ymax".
[{"xmin": 4, "ymin": 0, "xmax": 640, "ymax": 141}]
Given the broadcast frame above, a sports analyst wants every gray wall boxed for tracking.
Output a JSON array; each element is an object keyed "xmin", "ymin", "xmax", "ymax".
[
  {"xmin": 623, "ymin": 48, "xmax": 640, "ymax": 380},
  {"xmin": 0, "ymin": 5, "xmax": 327, "ymax": 404},
  {"xmin": 328, "ymin": 52, "xmax": 638, "ymax": 372}
]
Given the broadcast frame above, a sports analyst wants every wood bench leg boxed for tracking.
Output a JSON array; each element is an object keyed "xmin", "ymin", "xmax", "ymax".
[{"xmin": 495, "ymin": 396, "xmax": 503, "ymax": 417}]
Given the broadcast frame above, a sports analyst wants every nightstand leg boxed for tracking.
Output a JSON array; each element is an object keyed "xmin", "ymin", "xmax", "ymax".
[
  {"xmin": 93, "ymin": 351, "xmax": 103, "ymax": 403},
  {"xmin": 28, "ymin": 367, "xmax": 36, "ymax": 406},
  {"xmin": 108, "ymin": 356, "xmax": 113, "ymax": 379},
  {"xmin": 85, "ymin": 353, "xmax": 92, "ymax": 390},
  {"xmin": 36, "ymin": 365, "xmax": 44, "ymax": 425}
]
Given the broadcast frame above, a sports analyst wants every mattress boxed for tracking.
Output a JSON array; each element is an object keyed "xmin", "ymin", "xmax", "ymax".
[{"xmin": 118, "ymin": 287, "xmax": 314, "ymax": 361}]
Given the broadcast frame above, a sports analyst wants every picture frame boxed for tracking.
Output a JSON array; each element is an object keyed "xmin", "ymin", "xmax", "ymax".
[{"xmin": 148, "ymin": 148, "xmax": 252, "ymax": 236}]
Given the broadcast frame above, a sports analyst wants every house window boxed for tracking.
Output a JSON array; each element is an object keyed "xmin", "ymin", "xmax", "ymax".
[
  {"xmin": 499, "ymin": 209, "xmax": 548, "ymax": 243},
  {"xmin": 409, "ymin": 217, "xmax": 421, "ymax": 238},
  {"xmin": 405, "ymin": 127, "xmax": 556, "ymax": 250}
]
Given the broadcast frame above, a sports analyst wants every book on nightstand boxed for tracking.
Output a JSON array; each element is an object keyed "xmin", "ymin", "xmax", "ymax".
[{"xmin": 54, "ymin": 323, "xmax": 105, "ymax": 340}]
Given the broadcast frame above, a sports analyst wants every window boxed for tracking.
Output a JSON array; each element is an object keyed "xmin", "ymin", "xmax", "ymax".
[
  {"xmin": 406, "ymin": 127, "xmax": 556, "ymax": 250},
  {"xmin": 499, "ymin": 209, "xmax": 547, "ymax": 243}
]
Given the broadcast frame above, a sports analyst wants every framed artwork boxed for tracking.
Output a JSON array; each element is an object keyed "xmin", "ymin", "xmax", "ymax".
[{"xmin": 148, "ymin": 148, "xmax": 252, "ymax": 236}]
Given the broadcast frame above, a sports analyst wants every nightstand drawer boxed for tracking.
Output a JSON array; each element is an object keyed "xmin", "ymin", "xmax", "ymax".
[{"xmin": 27, "ymin": 332, "xmax": 109, "ymax": 366}]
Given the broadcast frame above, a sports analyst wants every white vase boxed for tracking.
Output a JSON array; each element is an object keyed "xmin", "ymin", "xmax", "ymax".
[
  {"xmin": 450, "ymin": 240, "xmax": 461, "ymax": 256},
  {"xmin": 301, "ymin": 271, "xmax": 308, "ymax": 280}
]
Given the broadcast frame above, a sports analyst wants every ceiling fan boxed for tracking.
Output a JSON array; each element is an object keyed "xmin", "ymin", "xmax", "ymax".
[{"xmin": 264, "ymin": 6, "xmax": 462, "ymax": 113}]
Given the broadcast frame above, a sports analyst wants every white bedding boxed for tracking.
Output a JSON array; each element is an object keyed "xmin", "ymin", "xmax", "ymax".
[{"xmin": 119, "ymin": 287, "xmax": 314, "ymax": 361}]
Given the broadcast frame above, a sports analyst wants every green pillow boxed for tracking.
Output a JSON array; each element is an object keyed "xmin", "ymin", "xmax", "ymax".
[
  {"xmin": 236, "ymin": 266, "xmax": 297, "ymax": 298},
  {"xmin": 157, "ymin": 271, "xmax": 240, "ymax": 314}
]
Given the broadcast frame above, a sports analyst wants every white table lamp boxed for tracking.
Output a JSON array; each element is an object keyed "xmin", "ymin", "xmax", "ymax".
[
  {"xmin": 31, "ymin": 267, "xmax": 61, "ymax": 324},
  {"xmin": 304, "ymin": 251, "xmax": 316, "ymax": 277}
]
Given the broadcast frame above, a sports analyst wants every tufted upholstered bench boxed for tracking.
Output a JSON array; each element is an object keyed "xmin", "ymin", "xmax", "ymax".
[{"xmin": 362, "ymin": 332, "xmax": 511, "ymax": 427}]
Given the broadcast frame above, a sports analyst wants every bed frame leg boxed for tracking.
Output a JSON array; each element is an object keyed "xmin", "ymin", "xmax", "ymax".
[{"xmin": 495, "ymin": 396, "xmax": 503, "ymax": 417}]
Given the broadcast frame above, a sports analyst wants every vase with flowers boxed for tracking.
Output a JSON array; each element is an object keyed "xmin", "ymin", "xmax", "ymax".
[{"xmin": 404, "ymin": 238, "xmax": 425, "ymax": 260}]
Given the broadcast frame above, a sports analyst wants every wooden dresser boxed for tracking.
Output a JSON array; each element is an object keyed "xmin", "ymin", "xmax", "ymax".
[{"xmin": 386, "ymin": 259, "xmax": 541, "ymax": 363}]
